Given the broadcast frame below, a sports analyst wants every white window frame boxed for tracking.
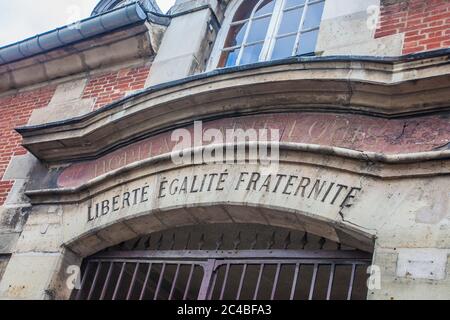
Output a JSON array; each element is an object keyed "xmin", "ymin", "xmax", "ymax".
[{"xmin": 207, "ymin": 0, "xmax": 325, "ymax": 70}]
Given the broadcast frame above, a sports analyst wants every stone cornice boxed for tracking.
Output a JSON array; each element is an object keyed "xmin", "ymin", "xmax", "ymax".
[
  {"xmin": 16, "ymin": 50, "xmax": 450, "ymax": 163},
  {"xmin": 0, "ymin": 22, "xmax": 165, "ymax": 93}
]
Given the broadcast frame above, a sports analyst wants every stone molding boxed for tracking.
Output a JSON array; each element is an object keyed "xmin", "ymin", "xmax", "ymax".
[
  {"xmin": 25, "ymin": 142, "xmax": 450, "ymax": 204},
  {"xmin": 16, "ymin": 53, "xmax": 450, "ymax": 162},
  {"xmin": 0, "ymin": 23, "xmax": 164, "ymax": 93}
]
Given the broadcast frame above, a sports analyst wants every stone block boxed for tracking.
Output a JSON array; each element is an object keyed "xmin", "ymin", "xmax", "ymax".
[
  {"xmin": 96, "ymin": 222, "xmax": 138, "ymax": 246},
  {"xmin": 0, "ymin": 253, "xmax": 61, "ymax": 300},
  {"xmin": 27, "ymin": 98, "xmax": 95, "ymax": 126},
  {"xmin": 4, "ymin": 180, "xmax": 28, "ymax": 206},
  {"xmin": 2, "ymin": 153, "xmax": 39, "ymax": 180},
  {"xmin": 224, "ymin": 206, "xmax": 268, "ymax": 225},
  {"xmin": 185, "ymin": 206, "xmax": 233, "ymax": 224},
  {"xmin": 396, "ymin": 248, "xmax": 449, "ymax": 281},
  {"xmin": 69, "ymin": 233, "xmax": 107, "ymax": 257},
  {"xmin": 317, "ymin": 11, "xmax": 375, "ymax": 51},
  {"xmin": 322, "ymin": 0, "xmax": 380, "ymax": 20},
  {"xmin": 0, "ymin": 232, "xmax": 20, "ymax": 254},
  {"xmin": 154, "ymin": 208, "xmax": 199, "ymax": 228},
  {"xmin": 125, "ymin": 213, "xmax": 165, "ymax": 235},
  {"xmin": 49, "ymin": 79, "xmax": 87, "ymax": 105}
]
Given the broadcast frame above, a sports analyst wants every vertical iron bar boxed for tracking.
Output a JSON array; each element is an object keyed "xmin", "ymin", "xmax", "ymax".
[
  {"xmin": 112, "ymin": 262, "xmax": 126, "ymax": 300},
  {"xmin": 207, "ymin": 271, "xmax": 218, "ymax": 300},
  {"xmin": 326, "ymin": 263, "xmax": 336, "ymax": 300},
  {"xmin": 87, "ymin": 262, "xmax": 102, "ymax": 300},
  {"xmin": 289, "ymin": 263, "xmax": 300, "ymax": 300},
  {"xmin": 75, "ymin": 262, "xmax": 93, "ymax": 300},
  {"xmin": 347, "ymin": 264, "xmax": 356, "ymax": 300},
  {"xmin": 270, "ymin": 263, "xmax": 282, "ymax": 300},
  {"xmin": 126, "ymin": 263, "xmax": 140, "ymax": 300},
  {"xmin": 253, "ymin": 264, "xmax": 265, "ymax": 300},
  {"xmin": 198, "ymin": 260, "xmax": 216, "ymax": 300},
  {"xmin": 100, "ymin": 262, "xmax": 114, "ymax": 300},
  {"xmin": 219, "ymin": 263, "xmax": 230, "ymax": 300},
  {"xmin": 139, "ymin": 263, "xmax": 152, "ymax": 300},
  {"xmin": 169, "ymin": 264, "xmax": 181, "ymax": 300},
  {"xmin": 236, "ymin": 264, "xmax": 248, "ymax": 300},
  {"xmin": 308, "ymin": 264, "xmax": 318, "ymax": 300},
  {"xmin": 154, "ymin": 263, "xmax": 166, "ymax": 300},
  {"xmin": 183, "ymin": 264, "xmax": 195, "ymax": 300}
]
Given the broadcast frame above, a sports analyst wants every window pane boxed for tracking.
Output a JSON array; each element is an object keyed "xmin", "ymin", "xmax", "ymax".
[
  {"xmin": 233, "ymin": 0, "xmax": 259, "ymax": 22},
  {"xmin": 255, "ymin": 0, "xmax": 275, "ymax": 17},
  {"xmin": 278, "ymin": 7, "xmax": 303, "ymax": 35},
  {"xmin": 271, "ymin": 35, "xmax": 296, "ymax": 60},
  {"xmin": 247, "ymin": 16, "xmax": 271, "ymax": 43},
  {"xmin": 297, "ymin": 29, "xmax": 319, "ymax": 55},
  {"xmin": 240, "ymin": 43, "xmax": 263, "ymax": 65},
  {"xmin": 285, "ymin": 0, "xmax": 306, "ymax": 9},
  {"xmin": 302, "ymin": 1, "xmax": 325, "ymax": 30},
  {"xmin": 224, "ymin": 22, "xmax": 248, "ymax": 48},
  {"xmin": 219, "ymin": 48, "xmax": 241, "ymax": 67}
]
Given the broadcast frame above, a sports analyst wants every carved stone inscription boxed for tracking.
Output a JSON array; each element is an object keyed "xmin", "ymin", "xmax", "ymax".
[{"xmin": 87, "ymin": 170, "xmax": 362, "ymax": 223}]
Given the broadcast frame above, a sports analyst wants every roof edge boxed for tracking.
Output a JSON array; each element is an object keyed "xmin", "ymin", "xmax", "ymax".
[{"xmin": 0, "ymin": 2, "xmax": 165, "ymax": 67}]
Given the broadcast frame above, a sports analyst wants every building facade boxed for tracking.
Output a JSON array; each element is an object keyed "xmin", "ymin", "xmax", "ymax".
[{"xmin": 0, "ymin": 0, "xmax": 449, "ymax": 300}]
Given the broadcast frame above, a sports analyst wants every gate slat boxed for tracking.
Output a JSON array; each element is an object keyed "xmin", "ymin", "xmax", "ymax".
[
  {"xmin": 78, "ymin": 251, "xmax": 370, "ymax": 301},
  {"xmin": 112, "ymin": 262, "xmax": 126, "ymax": 300},
  {"xmin": 100, "ymin": 262, "xmax": 114, "ymax": 300},
  {"xmin": 139, "ymin": 263, "xmax": 153, "ymax": 300}
]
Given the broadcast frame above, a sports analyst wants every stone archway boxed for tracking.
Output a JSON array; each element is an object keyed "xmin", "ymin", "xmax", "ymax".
[{"xmin": 71, "ymin": 221, "xmax": 373, "ymax": 300}]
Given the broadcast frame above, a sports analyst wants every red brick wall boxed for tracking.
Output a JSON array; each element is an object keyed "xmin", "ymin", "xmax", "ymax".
[
  {"xmin": 82, "ymin": 66, "xmax": 150, "ymax": 109},
  {"xmin": 0, "ymin": 65, "xmax": 150, "ymax": 205},
  {"xmin": 375, "ymin": 0, "xmax": 450, "ymax": 54},
  {"xmin": 0, "ymin": 86, "xmax": 56, "ymax": 205}
]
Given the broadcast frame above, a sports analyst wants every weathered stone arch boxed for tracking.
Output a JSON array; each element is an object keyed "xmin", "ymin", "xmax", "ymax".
[{"xmin": 65, "ymin": 203, "xmax": 375, "ymax": 259}]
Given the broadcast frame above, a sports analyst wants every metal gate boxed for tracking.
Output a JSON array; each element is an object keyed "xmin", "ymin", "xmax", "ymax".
[{"xmin": 73, "ymin": 249, "xmax": 371, "ymax": 300}]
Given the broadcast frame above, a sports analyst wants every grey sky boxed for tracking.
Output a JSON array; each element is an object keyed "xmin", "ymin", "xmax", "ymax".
[{"xmin": 0, "ymin": 0, "xmax": 176, "ymax": 47}]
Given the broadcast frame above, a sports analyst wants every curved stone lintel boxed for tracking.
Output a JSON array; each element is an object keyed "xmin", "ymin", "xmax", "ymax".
[{"xmin": 65, "ymin": 204, "xmax": 376, "ymax": 258}]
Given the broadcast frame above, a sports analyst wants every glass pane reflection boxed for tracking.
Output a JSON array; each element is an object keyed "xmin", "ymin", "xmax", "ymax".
[
  {"xmin": 247, "ymin": 16, "xmax": 271, "ymax": 42},
  {"xmin": 284, "ymin": 0, "xmax": 306, "ymax": 9},
  {"xmin": 302, "ymin": 1, "xmax": 324, "ymax": 30},
  {"xmin": 221, "ymin": 48, "xmax": 241, "ymax": 67},
  {"xmin": 278, "ymin": 7, "xmax": 303, "ymax": 35},
  {"xmin": 224, "ymin": 23, "xmax": 247, "ymax": 48},
  {"xmin": 297, "ymin": 29, "xmax": 319, "ymax": 55},
  {"xmin": 272, "ymin": 35, "xmax": 296, "ymax": 60},
  {"xmin": 240, "ymin": 43, "xmax": 263, "ymax": 65},
  {"xmin": 255, "ymin": 0, "xmax": 275, "ymax": 17}
]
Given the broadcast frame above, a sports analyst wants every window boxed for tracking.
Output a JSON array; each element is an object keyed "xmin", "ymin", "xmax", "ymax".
[{"xmin": 218, "ymin": 0, "xmax": 325, "ymax": 68}]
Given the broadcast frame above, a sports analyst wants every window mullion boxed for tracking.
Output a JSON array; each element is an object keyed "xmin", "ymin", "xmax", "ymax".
[
  {"xmin": 261, "ymin": 0, "xmax": 285, "ymax": 62},
  {"xmin": 292, "ymin": 0, "xmax": 310, "ymax": 56}
]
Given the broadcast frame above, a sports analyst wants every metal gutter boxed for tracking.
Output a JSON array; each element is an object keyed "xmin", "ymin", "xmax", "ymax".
[
  {"xmin": 0, "ymin": 3, "xmax": 149, "ymax": 66},
  {"xmin": 0, "ymin": 0, "xmax": 221, "ymax": 67}
]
